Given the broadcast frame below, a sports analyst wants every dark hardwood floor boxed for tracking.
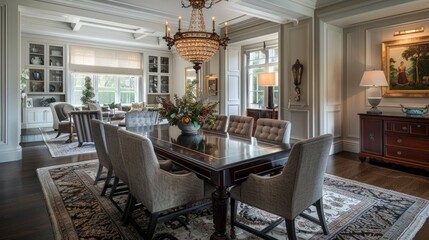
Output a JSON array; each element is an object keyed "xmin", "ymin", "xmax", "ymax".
[{"xmin": 0, "ymin": 140, "xmax": 428, "ymax": 239}]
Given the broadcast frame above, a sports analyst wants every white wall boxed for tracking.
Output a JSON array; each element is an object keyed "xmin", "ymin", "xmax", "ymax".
[
  {"xmin": 0, "ymin": 0, "xmax": 22, "ymax": 162},
  {"xmin": 282, "ymin": 18, "xmax": 314, "ymax": 142}
]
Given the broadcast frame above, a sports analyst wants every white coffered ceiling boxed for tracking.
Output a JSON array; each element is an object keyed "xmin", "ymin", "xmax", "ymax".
[{"xmin": 20, "ymin": 0, "xmax": 429, "ymax": 49}]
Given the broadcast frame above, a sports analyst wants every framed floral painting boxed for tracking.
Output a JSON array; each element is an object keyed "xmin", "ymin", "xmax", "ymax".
[{"xmin": 382, "ymin": 35, "xmax": 429, "ymax": 97}]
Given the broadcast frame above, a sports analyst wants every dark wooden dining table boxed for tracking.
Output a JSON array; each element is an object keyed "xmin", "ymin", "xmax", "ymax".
[{"xmin": 127, "ymin": 124, "xmax": 291, "ymax": 240}]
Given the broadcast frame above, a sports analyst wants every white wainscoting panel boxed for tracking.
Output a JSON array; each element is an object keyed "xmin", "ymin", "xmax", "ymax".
[
  {"xmin": 289, "ymin": 109, "xmax": 310, "ymax": 141},
  {"xmin": 0, "ymin": 4, "xmax": 5, "ymax": 144}
]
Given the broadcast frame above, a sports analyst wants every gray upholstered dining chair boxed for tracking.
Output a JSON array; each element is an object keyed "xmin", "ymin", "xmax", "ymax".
[
  {"xmin": 230, "ymin": 134, "xmax": 333, "ymax": 240},
  {"xmin": 227, "ymin": 115, "xmax": 254, "ymax": 138},
  {"xmin": 90, "ymin": 119, "xmax": 113, "ymax": 196},
  {"xmin": 125, "ymin": 110, "xmax": 159, "ymax": 128},
  {"xmin": 118, "ymin": 128, "xmax": 212, "ymax": 239},
  {"xmin": 253, "ymin": 118, "xmax": 291, "ymax": 144},
  {"xmin": 104, "ymin": 124, "xmax": 174, "ymax": 221},
  {"xmin": 103, "ymin": 123, "xmax": 130, "ymax": 197},
  {"xmin": 70, "ymin": 110, "xmax": 102, "ymax": 147},
  {"xmin": 202, "ymin": 114, "xmax": 228, "ymax": 133}
]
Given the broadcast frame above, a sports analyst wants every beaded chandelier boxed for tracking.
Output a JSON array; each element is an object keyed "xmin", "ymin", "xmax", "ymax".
[{"xmin": 163, "ymin": 0, "xmax": 229, "ymax": 73}]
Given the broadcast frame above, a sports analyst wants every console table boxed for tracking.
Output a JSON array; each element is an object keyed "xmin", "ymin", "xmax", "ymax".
[{"xmin": 359, "ymin": 113, "xmax": 429, "ymax": 171}]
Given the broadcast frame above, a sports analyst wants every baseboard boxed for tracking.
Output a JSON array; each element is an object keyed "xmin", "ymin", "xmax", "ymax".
[
  {"xmin": 21, "ymin": 134, "xmax": 43, "ymax": 143},
  {"xmin": 342, "ymin": 139, "xmax": 360, "ymax": 153},
  {"xmin": 0, "ymin": 146, "xmax": 22, "ymax": 163},
  {"xmin": 331, "ymin": 140, "xmax": 343, "ymax": 154}
]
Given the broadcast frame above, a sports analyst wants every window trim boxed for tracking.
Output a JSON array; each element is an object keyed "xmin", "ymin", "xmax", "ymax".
[{"xmin": 245, "ymin": 45, "xmax": 279, "ymax": 108}]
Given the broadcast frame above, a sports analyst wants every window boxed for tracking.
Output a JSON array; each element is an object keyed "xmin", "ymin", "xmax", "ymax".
[
  {"xmin": 247, "ymin": 46, "xmax": 279, "ymax": 108},
  {"xmin": 69, "ymin": 45, "xmax": 142, "ymax": 105},
  {"xmin": 70, "ymin": 73, "xmax": 138, "ymax": 105}
]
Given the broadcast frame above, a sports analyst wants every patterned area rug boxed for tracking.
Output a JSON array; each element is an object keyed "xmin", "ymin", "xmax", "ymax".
[
  {"xmin": 37, "ymin": 160, "xmax": 429, "ymax": 240},
  {"xmin": 40, "ymin": 128, "xmax": 96, "ymax": 157}
]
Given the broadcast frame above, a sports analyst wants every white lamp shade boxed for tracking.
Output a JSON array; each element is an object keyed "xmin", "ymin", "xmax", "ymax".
[
  {"xmin": 258, "ymin": 72, "xmax": 276, "ymax": 86},
  {"xmin": 360, "ymin": 70, "xmax": 388, "ymax": 86}
]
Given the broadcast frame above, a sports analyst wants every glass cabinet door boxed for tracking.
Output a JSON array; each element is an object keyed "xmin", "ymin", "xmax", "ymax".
[
  {"xmin": 160, "ymin": 57, "xmax": 169, "ymax": 73},
  {"xmin": 148, "ymin": 56, "xmax": 158, "ymax": 73},
  {"xmin": 148, "ymin": 75, "xmax": 158, "ymax": 93},
  {"xmin": 49, "ymin": 45, "xmax": 64, "ymax": 67},
  {"xmin": 28, "ymin": 69, "xmax": 45, "ymax": 93},
  {"xmin": 160, "ymin": 76, "xmax": 169, "ymax": 93},
  {"xmin": 29, "ymin": 43, "xmax": 45, "ymax": 66},
  {"xmin": 48, "ymin": 70, "xmax": 64, "ymax": 93}
]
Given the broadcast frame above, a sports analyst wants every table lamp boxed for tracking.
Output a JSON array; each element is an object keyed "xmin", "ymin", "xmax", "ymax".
[
  {"xmin": 360, "ymin": 70, "xmax": 388, "ymax": 114},
  {"xmin": 258, "ymin": 72, "xmax": 276, "ymax": 109}
]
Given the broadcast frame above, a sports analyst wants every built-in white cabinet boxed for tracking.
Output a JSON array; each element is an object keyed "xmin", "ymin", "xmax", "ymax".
[
  {"xmin": 22, "ymin": 107, "xmax": 53, "ymax": 129},
  {"xmin": 28, "ymin": 42, "xmax": 65, "ymax": 95},
  {"xmin": 147, "ymin": 54, "xmax": 171, "ymax": 104}
]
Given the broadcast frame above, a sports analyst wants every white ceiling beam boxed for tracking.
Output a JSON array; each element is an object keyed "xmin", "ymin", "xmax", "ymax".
[
  {"xmin": 71, "ymin": 20, "xmax": 82, "ymax": 31},
  {"xmin": 134, "ymin": 33, "xmax": 148, "ymax": 40}
]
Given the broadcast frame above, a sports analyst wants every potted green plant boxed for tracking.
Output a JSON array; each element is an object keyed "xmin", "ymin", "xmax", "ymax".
[
  {"xmin": 108, "ymin": 102, "xmax": 119, "ymax": 114},
  {"xmin": 80, "ymin": 76, "xmax": 95, "ymax": 105}
]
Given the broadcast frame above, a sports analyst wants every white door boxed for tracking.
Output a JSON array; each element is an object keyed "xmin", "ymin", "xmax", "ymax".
[{"xmin": 224, "ymin": 47, "xmax": 241, "ymax": 116}]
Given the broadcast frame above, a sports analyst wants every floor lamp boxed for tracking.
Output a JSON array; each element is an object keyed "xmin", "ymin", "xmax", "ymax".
[
  {"xmin": 359, "ymin": 70, "xmax": 388, "ymax": 114},
  {"xmin": 258, "ymin": 72, "xmax": 276, "ymax": 109}
]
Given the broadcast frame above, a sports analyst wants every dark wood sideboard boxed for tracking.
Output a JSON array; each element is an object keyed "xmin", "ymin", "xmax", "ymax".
[
  {"xmin": 359, "ymin": 113, "xmax": 429, "ymax": 171},
  {"xmin": 247, "ymin": 108, "xmax": 279, "ymax": 135}
]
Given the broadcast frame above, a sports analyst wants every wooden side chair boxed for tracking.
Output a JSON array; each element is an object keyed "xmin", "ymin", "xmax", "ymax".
[
  {"xmin": 70, "ymin": 110, "xmax": 101, "ymax": 147},
  {"xmin": 227, "ymin": 115, "xmax": 254, "ymax": 138},
  {"xmin": 253, "ymin": 118, "xmax": 291, "ymax": 144},
  {"xmin": 90, "ymin": 119, "xmax": 113, "ymax": 196},
  {"xmin": 230, "ymin": 134, "xmax": 333, "ymax": 240}
]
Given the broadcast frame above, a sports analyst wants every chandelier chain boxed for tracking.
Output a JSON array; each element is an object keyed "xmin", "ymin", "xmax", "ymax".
[{"xmin": 181, "ymin": 0, "xmax": 214, "ymax": 9}]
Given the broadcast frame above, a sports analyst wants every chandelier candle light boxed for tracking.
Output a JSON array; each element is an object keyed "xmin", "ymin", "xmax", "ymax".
[{"xmin": 164, "ymin": 0, "xmax": 229, "ymax": 73}]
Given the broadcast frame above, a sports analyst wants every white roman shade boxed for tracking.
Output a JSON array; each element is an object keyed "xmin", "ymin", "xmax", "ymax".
[{"xmin": 69, "ymin": 45, "xmax": 143, "ymax": 75}]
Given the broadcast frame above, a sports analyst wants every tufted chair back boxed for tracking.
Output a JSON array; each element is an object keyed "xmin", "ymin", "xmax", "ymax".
[
  {"xmin": 125, "ymin": 111, "xmax": 159, "ymax": 128},
  {"xmin": 202, "ymin": 114, "xmax": 228, "ymax": 133},
  {"xmin": 227, "ymin": 115, "xmax": 254, "ymax": 138},
  {"xmin": 254, "ymin": 118, "xmax": 291, "ymax": 144}
]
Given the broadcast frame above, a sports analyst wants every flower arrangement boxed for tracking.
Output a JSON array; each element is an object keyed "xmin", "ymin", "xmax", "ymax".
[
  {"xmin": 20, "ymin": 69, "xmax": 29, "ymax": 108},
  {"xmin": 157, "ymin": 86, "xmax": 218, "ymax": 128}
]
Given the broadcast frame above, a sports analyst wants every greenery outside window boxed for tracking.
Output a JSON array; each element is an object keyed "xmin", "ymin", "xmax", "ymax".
[{"xmin": 70, "ymin": 73, "xmax": 138, "ymax": 105}]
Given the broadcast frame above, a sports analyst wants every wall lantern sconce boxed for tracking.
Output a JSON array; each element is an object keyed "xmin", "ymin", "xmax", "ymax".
[{"xmin": 292, "ymin": 59, "xmax": 303, "ymax": 101}]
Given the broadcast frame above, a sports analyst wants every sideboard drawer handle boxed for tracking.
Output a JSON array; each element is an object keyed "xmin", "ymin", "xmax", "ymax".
[
  {"xmin": 397, "ymin": 138, "xmax": 402, "ymax": 143},
  {"xmin": 369, "ymin": 133, "xmax": 374, "ymax": 140},
  {"xmin": 402, "ymin": 126, "xmax": 408, "ymax": 131},
  {"xmin": 397, "ymin": 151, "xmax": 402, "ymax": 155},
  {"xmin": 417, "ymin": 124, "xmax": 422, "ymax": 128}
]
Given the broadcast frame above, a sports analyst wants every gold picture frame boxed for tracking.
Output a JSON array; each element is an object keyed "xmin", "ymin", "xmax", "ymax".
[
  {"xmin": 207, "ymin": 75, "xmax": 218, "ymax": 96},
  {"xmin": 382, "ymin": 35, "xmax": 429, "ymax": 97}
]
